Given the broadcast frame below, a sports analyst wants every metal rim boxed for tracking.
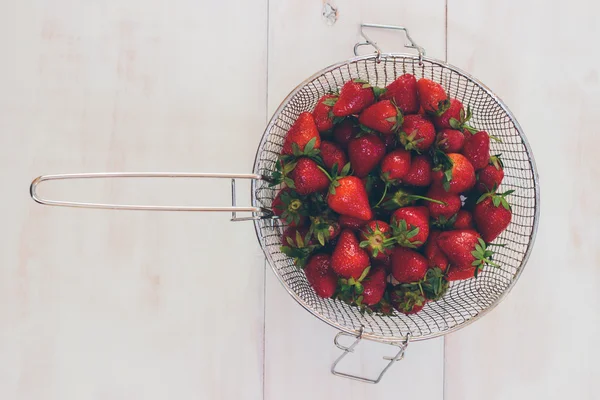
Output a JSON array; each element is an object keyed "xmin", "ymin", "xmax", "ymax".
[{"xmin": 252, "ymin": 53, "xmax": 540, "ymax": 342}]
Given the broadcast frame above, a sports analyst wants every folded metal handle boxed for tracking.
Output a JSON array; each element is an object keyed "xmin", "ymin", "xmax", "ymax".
[
  {"xmin": 30, "ymin": 172, "xmax": 274, "ymax": 222},
  {"xmin": 331, "ymin": 328, "xmax": 410, "ymax": 384},
  {"xmin": 354, "ymin": 23, "xmax": 426, "ymax": 64}
]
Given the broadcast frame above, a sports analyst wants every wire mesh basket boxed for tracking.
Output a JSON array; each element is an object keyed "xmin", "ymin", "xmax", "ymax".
[{"xmin": 30, "ymin": 24, "xmax": 539, "ymax": 383}]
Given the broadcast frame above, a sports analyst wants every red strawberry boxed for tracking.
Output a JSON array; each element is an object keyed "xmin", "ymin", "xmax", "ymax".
[
  {"xmin": 320, "ymin": 141, "xmax": 348, "ymax": 174},
  {"xmin": 327, "ymin": 176, "xmax": 373, "ymax": 220},
  {"xmin": 426, "ymin": 187, "xmax": 461, "ymax": 219},
  {"xmin": 399, "ymin": 114, "xmax": 436, "ymax": 152},
  {"xmin": 331, "ymin": 230, "xmax": 370, "ymax": 279},
  {"xmin": 417, "ymin": 78, "xmax": 450, "ymax": 115},
  {"xmin": 333, "ymin": 80, "xmax": 377, "ymax": 117},
  {"xmin": 432, "ymin": 98, "xmax": 463, "ymax": 130},
  {"xmin": 380, "ymin": 74, "xmax": 419, "ymax": 114},
  {"xmin": 347, "ymin": 134, "xmax": 386, "ymax": 177},
  {"xmin": 436, "ymin": 129, "xmax": 465, "ymax": 153},
  {"xmin": 332, "ymin": 119, "xmax": 357, "ymax": 149},
  {"xmin": 402, "ymin": 154, "xmax": 433, "ymax": 186},
  {"xmin": 339, "ymin": 214, "xmax": 368, "ymax": 231},
  {"xmin": 437, "ymin": 229, "xmax": 496, "ymax": 276},
  {"xmin": 390, "ymin": 286, "xmax": 426, "ymax": 315},
  {"xmin": 432, "ymin": 153, "xmax": 476, "ymax": 194},
  {"xmin": 476, "ymin": 155, "xmax": 504, "ymax": 193},
  {"xmin": 272, "ymin": 188, "xmax": 307, "ymax": 227},
  {"xmin": 424, "ymin": 231, "xmax": 449, "ymax": 272},
  {"xmin": 391, "ymin": 206, "xmax": 430, "ymax": 248},
  {"xmin": 473, "ymin": 190, "xmax": 513, "ymax": 242},
  {"xmin": 304, "ymin": 253, "xmax": 338, "ymax": 298},
  {"xmin": 462, "ymin": 131, "xmax": 490, "ymax": 170},
  {"xmin": 289, "ymin": 158, "xmax": 330, "ymax": 195},
  {"xmin": 446, "ymin": 263, "xmax": 476, "ymax": 281},
  {"xmin": 282, "ymin": 112, "xmax": 321, "ymax": 155},
  {"xmin": 380, "ymin": 149, "xmax": 412, "ymax": 183},
  {"xmin": 312, "ymin": 95, "xmax": 337, "ymax": 132},
  {"xmin": 454, "ymin": 210, "xmax": 474, "ymax": 230},
  {"xmin": 391, "ymin": 247, "xmax": 428, "ymax": 283},
  {"xmin": 361, "ymin": 267, "xmax": 387, "ymax": 305},
  {"xmin": 309, "ymin": 216, "xmax": 341, "ymax": 246},
  {"xmin": 359, "ymin": 220, "xmax": 393, "ymax": 261},
  {"xmin": 358, "ymin": 100, "xmax": 403, "ymax": 134}
]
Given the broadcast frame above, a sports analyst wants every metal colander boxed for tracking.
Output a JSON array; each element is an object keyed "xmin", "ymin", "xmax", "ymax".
[{"xmin": 30, "ymin": 24, "xmax": 539, "ymax": 383}]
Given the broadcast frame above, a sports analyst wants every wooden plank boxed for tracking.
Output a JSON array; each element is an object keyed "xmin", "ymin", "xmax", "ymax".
[
  {"xmin": 265, "ymin": 1, "xmax": 446, "ymax": 397},
  {"xmin": 445, "ymin": 1, "xmax": 600, "ymax": 399},
  {"xmin": 0, "ymin": 1, "xmax": 267, "ymax": 399}
]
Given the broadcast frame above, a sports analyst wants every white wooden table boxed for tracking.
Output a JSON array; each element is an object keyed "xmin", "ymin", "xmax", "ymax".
[{"xmin": 1, "ymin": 1, "xmax": 597, "ymax": 399}]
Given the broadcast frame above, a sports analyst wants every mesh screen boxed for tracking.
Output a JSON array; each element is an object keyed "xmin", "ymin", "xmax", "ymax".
[{"xmin": 252, "ymin": 55, "xmax": 538, "ymax": 341}]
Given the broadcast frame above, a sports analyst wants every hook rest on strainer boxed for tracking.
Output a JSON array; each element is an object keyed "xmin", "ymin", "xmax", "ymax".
[{"xmin": 30, "ymin": 172, "xmax": 275, "ymax": 222}]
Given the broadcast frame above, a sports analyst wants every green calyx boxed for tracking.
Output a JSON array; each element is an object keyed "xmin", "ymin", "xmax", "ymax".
[
  {"xmin": 399, "ymin": 128, "xmax": 425, "ymax": 153},
  {"xmin": 325, "ymin": 162, "xmax": 352, "ymax": 196},
  {"xmin": 433, "ymin": 98, "xmax": 451, "ymax": 117},
  {"xmin": 322, "ymin": 96, "xmax": 338, "ymax": 107},
  {"xmin": 431, "ymin": 214, "xmax": 458, "ymax": 230},
  {"xmin": 421, "ymin": 267, "xmax": 449, "ymax": 301},
  {"xmin": 471, "ymin": 238, "xmax": 499, "ymax": 277},
  {"xmin": 269, "ymin": 160, "xmax": 298, "ymax": 189},
  {"xmin": 309, "ymin": 216, "xmax": 339, "ymax": 246},
  {"xmin": 431, "ymin": 148, "xmax": 454, "ymax": 192},
  {"xmin": 391, "ymin": 284, "xmax": 426, "ymax": 313},
  {"xmin": 389, "ymin": 218, "xmax": 421, "ymax": 249},
  {"xmin": 490, "ymin": 154, "xmax": 504, "ymax": 170},
  {"xmin": 359, "ymin": 222, "xmax": 394, "ymax": 258},
  {"xmin": 280, "ymin": 230, "xmax": 318, "ymax": 268},
  {"xmin": 286, "ymin": 137, "xmax": 322, "ymax": 163},
  {"xmin": 276, "ymin": 190, "xmax": 308, "ymax": 226},
  {"xmin": 337, "ymin": 265, "xmax": 372, "ymax": 306},
  {"xmin": 449, "ymin": 105, "xmax": 478, "ymax": 134},
  {"xmin": 476, "ymin": 188, "xmax": 515, "ymax": 210}
]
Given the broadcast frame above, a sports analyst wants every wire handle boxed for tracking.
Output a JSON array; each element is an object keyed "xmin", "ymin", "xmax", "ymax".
[
  {"xmin": 331, "ymin": 328, "xmax": 410, "ymax": 384},
  {"xmin": 354, "ymin": 23, "xmax": 426, "ymax": 64},
  {"xmin": 30, "ymin": 172, "xmax": 274, "ymax": 222}
]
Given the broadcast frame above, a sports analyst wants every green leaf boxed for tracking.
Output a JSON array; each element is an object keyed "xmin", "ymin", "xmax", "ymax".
[
  {"xmin": 372, "ymin": 86, "xmax": 387, "ymax": 98},
  {"xmin": 358, "ymin": 266, "xmax": 371, "ymax": 282},
  {"xmin": 493, "ymin": 197, "xmax": 501, "ymax": 207},
  {"xmin": 449, "ymin": 118, "xmax": 461, "ymax": 129},
  {"xmin": 322, "ymin": 97, "xmax": 338, "ymax": 107},
  {"xmin": 341, "ymin": 162, "xmax": 352, "ymax": 177},
  {"xmin": 355, "ymin": 282, "xmax": 364, "ymax": 295}
]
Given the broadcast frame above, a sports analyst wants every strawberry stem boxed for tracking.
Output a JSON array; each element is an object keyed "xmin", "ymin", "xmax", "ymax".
[
  {"xmin": 409, "ymin": 195, "xmax": 446, "ymax": 205},
  {"xmin": 316, "ymin": 165, "xmax": 333, "ymax": 182},
  {"xmin": 374, "ymin": 183, "xmax": 389, "ymax": 208}
]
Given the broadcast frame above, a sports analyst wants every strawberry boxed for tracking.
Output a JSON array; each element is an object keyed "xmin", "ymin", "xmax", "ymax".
[
  {"xmin": 289, "ymin": 157, "xmax": 330, "ymax": 195},
  {"xmin": 339, "ymin": 214, "xmax": 368, "ymax": 231},
  {"xmin": 280, "ymin": 226, "xmax": 317, "ymax": 268},
  {"xmin": 361, "ymin": 267, "xmax": 387, "ymax": 305},
  {"xmin": 312, "ymin": 94, "xmax": 338, "ymax": 132},
  {"xmin": 391, "ymin": 206, "xmax": 430, "ymax": 248},
  {"xmin": 333, "ymin": 80, "xmax": 379, "ymax": 117},
  {"xmin": 426, "ymin": 187, "xmax": 461, "ymax": 219},
  {"xmin": 380, "ymin": 74, "xmax": 419, "ymax": 114},
  {"xmin": 453, "ymin": 210, "xmax": 474, "ymax": 230},
  {"xmin": 331, "ymin": 230, "xmax": 370, "ymax": 279},
  {"xmin": 391, "ymin": 247, "xmax": 428, "ymax": 283},
  {"xmin": 380, "ymin": 148, "xmax": 412, "ymax": 183},
  {"xmin": 272, "ymin": 188, "xmax": 307, "ymax": 227},
  {"xmin": 432, "ymin": 153, "xmax": 476, "ymax": 194},
  {"xmin": 332, "ymin": 119, "xmax": 357, "ymax": 149},
  {"xmin": 433, "ymin": 98, "xmax": 465, "ymax": 130},
  {"xmin": 476, "ymin": 155, "xmax": 504, "ymax": 193},
  {"xmin": 327, "ymin": 175, "xmax": 373, "ymax": 221},
  {"xmin": 402, "ymin": 154, "xmax": 433, "ymax": 187},
  {"xmin": 309, "ymin": 216, "xmax": 341, "ymax": 246},
  {"xmin": 304, "ymin": 253, "xmax": 338, "ymax": 298},
  {"xmin": 359, "ymin": 220, "xmax": 394, "ymax": 261},
  {"xmin": 320, "ymin": 140, "xmax": 348, "ymax": 174},
  {"xmin": 437, "ymin": 229, "xmax": 497, "ymax": 276},
  {"xmin": 462, "ymin": 131, "xmax": 490, "ymax": 170},
  {"xmin": 390, "ymin": 285, "xmax": 426, "ymax": 315},
  {"xmin": 473, "ymin": 190, "xmax": 513, "ymax": 242},
  {"xmin": 358, "ymin": 100, "xmax": 403, "ymax": 134},
  {"xmin": 446, "ymin": 263, "xmax": 477, "ymax": 281},
  {"xmin": 416, "ymin": 78, "xmax": 450, "ymax": 115},
  {"xmin": 424, "ymin": 230, "xmax": 449, "ymax": 272},
  {"xmin": 347, "ymin": 134, "xmax": 386, "ymax": 177},
  {"xmin": 436, "ymin": 129, "xmax": 465, "ymax": 153},
  {"xmin": 282, "ymin": 112, "xmax": 321, "ymax": 155},
  {"xmin": 399, "ymin": 114, "xmax": 436, "ymax": 152}
]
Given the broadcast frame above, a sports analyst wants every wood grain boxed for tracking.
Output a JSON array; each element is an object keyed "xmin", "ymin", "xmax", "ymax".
[
  {"xmin": 0, "ymin": 1, "xmax": 267, "ymax": 399},
  {"xmin": 445, "ymin": 1, "xmax": 600, "ymax": 399},
  {"xmin": 265, "ymin": 1, "xmax": 446, "ymax": 398}
]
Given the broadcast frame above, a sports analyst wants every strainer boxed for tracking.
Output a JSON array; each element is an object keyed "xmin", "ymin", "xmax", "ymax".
[{"xmin": 30, "ymin": 24, "xmax": 540, "ymax": 383}]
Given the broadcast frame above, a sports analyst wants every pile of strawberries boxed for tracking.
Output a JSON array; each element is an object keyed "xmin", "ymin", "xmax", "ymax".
[{"xmin": 271, "ymin": 74, "xmax": 513, "ymax": 315}]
